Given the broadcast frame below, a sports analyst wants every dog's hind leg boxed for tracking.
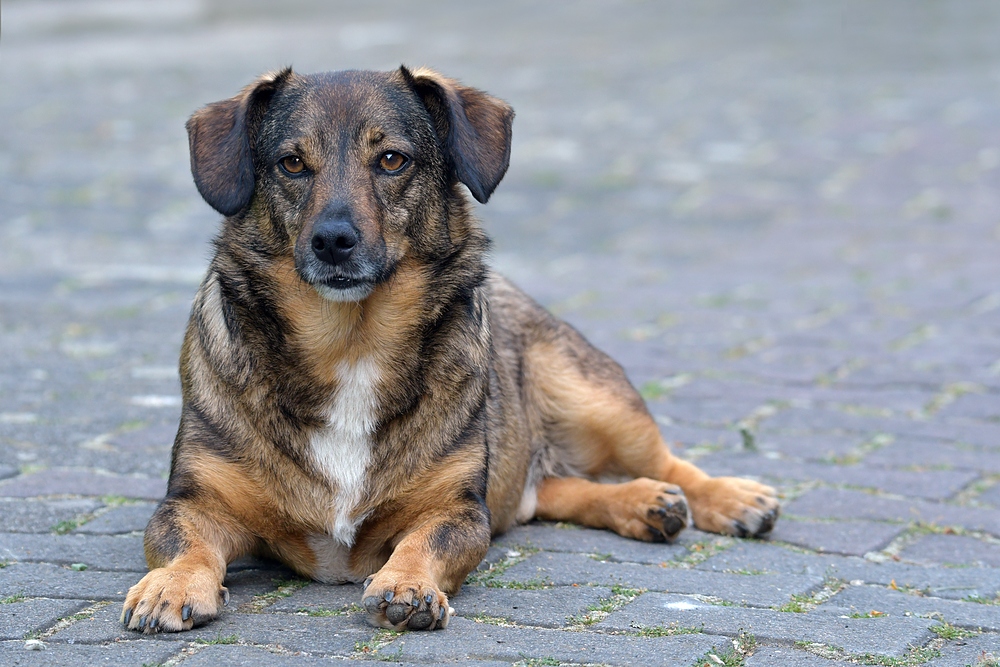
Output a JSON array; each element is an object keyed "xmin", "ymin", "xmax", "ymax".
[
  {"xmin": 525, "ymin": 339, "xmax": 780, "ymax": 539},
  {"xmin": 535, "ymin": 476, "xmax": 690, "ymax": 542}
]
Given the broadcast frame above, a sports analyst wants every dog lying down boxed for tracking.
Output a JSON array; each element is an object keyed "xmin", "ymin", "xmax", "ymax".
[{"xmin": 122, "ymin": 66, "xmax": 779, "ymax": 633}]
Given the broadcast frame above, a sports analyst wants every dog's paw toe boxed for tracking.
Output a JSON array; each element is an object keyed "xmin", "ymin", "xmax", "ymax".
[
  {"xmin": 610, "ymin": 478, "xmax": 690, "ymax": 542},
  {"xmin": 361, "ymin": 574, "xmax": 450, "ymax": 631},
  {"xmin": 122, "ymin": 567, "xmax": 226, "ymax": 634},
  {"xmin": 688, "ymin": 477, "xmax": 781, "ymax": 538}
]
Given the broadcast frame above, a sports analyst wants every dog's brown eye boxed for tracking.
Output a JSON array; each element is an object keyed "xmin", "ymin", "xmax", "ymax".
[
  {"xmin": 279, "ymin": 155, "xmax": 306, "ymax": 175},
  {"xmin": 379, "ymin": 152, "xmax": 408, "ymax": 173}
]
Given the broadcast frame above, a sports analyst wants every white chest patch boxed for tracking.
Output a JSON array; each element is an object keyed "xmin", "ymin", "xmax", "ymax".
[{"xmin": 309, "ymin": 356, "xmax": 379, "ymax": 547}]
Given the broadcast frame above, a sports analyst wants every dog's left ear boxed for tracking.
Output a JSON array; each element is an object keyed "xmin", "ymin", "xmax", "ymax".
[
  {"xmin": 186, "ymin": 69, "xmax": 293, "ymax": 216},
  {"xmin": 402, "ymin": 67, "xmax": 514, "ymax": 204}
]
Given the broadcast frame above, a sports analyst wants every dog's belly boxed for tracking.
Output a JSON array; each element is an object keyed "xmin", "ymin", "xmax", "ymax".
[
  {"xmin": 304, "ymin": 533, "xmax": 364, "ymax": 584},
  {"xmin": 309, "ymin": 356, "xmax": 380, "ymax": 546}
]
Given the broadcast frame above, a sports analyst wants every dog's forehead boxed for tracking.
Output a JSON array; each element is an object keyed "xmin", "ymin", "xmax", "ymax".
[{"xmin": 279, "ymin": 70, "xmax": 424, "ymax": 138}]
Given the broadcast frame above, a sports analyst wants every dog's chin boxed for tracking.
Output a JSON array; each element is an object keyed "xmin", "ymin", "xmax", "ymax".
[{"xmin": 313, "ymin": 279, "xmax": 376, "ymax": 303}]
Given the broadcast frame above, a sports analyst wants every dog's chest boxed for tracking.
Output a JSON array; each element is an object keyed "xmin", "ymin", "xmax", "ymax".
[{"xmin": 308, "ymin": 356, "xmax": 380, "ymax": 549}]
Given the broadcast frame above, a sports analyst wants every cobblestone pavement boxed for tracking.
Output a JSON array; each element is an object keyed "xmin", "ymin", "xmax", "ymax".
[{"xmin": 2, "ymin": 1, "xmax": 1000, "ymax": 665}]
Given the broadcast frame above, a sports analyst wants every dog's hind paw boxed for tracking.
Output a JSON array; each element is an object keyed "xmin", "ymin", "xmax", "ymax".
[
  {"xmin": 361, "ymin": 572, "xmax": 452, "ymax": 631},
  {"xmin": 686, "ymin": 476, "xmax": 781, "ymax": 538},
  {"xmin": 122, "ymin": 566, "xmax": 227, "ymax": 633}
]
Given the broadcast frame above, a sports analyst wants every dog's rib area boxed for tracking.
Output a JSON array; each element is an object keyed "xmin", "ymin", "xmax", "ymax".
[{"xmin": 309, "ymin": 356, "xmax": 380, "ymax": 546}]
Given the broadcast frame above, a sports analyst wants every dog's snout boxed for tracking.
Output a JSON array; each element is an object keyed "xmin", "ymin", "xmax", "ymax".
[{"xmin": 311, "ymin": 219, "xmax": 358, "ymax": 265}]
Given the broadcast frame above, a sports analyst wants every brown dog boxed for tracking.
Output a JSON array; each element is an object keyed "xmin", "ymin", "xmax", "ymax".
[{"xmin": 121, "ymin": 67, "xmax": 779, "ymax": 634}]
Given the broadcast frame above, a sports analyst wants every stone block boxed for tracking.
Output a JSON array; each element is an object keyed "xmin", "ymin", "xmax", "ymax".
[
  {"xmin": 74, "ymin": 503, "xmax": 156, "ymax": 535},
  {"xmin": 784, "ymin": 488, "xmax": 1000, "ymax": 535},
  {"xmin": 381, "ymin": 616, "xmax": 723, "ymax": 666},
  {"xmin": 769, "ymin": 518, "xmax": 906, "ymax": 556},
  {"xmin": 0, "ymin": 499, "xmax": 101, "ymax": 534},
  {"xmin": 598, "ymin": 592, "xmax": 934, "ymax": 657},
  {"xmin": 0, "ymin": 563, "xmax": 139, "ymax": 600},
  {"xmin": 0, "ymin": 471, "xmax": 166, "ymax": 501},
  {"xmin": 0, "ymin": 533, "xmax": 147, "ymax": 572},
  {"xmin": 266, "ymin": 581, "xmax": 363, "ymax": 614},
  {"xmin": 899, "ymin": 534, "xmax": 1000, "ymax": 568},
  {"xmin": 500, "ymin": 552, "xmax": 824, "ymax": 607},
  {"xmin": 0, "ymin": 639, "xmax": 180, "ymax": 667},
  {"xmin": 695, "ymin": 452, "xmax": 978, "ymax": 500},
  {"xmin": 0, "ymin": 598, "xmax": 89, "ymax": 640},
  {"xmin": 453, "ymin": 585, "xmax": 613, "ymax": 627},
  {"xmin": 493, "ymin": 522, "xmax": 700, "ymax": 564},
  {"xmin": 820, "ymin": 583, "xmax": 1000, "ymax": 631}
]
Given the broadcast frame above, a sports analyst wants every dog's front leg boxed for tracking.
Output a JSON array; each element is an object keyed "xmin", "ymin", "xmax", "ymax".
[
  {"xmin": 122, "ymin": 499, "xmax": 251, "ymax": 633},
  {"xmin": 360, "ymin": 510, "xmax": 490, "ymax": 631}
]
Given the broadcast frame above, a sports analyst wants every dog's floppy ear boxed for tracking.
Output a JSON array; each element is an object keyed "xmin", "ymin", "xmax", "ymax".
[
  {"xmin": 403, "ymin": 66, "xmax": 514, "ymax": 204},
  {"xmin": 186, "ymin": 69, "xmax": 293, "ymax": 216}
]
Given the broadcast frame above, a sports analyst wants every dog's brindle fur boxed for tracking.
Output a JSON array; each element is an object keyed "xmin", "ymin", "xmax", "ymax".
[{"xmin": 122, "ymin": 67, "xmax": 780, "ymax": 634}]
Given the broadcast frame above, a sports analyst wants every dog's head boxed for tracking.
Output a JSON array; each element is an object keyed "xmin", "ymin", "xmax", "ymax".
[{"xmin": 186, "ymin": 67, "xmax": 513, "ymax": 302}]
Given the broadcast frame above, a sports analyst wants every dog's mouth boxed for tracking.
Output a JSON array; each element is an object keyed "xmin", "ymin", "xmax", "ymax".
[{"xmin": 321, "ymin": 276, "xmax": 369, "ymax": 290}]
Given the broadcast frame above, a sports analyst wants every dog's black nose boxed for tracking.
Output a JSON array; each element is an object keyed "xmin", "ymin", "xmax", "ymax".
[{"xmin": 311, "ymin": 219, "xmax": 358, "ymax": 265}]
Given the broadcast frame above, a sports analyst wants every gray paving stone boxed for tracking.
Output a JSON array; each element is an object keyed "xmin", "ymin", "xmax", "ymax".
[
  {"xmin": 494, "ymin": 522, "xmax": 704, "ymax": 564},
  {"xmin": 820, "ymin": 584, "xmax": 1000, "ymax": 631},
  {"xmin": 0, "ymin": 470, "xmax": 166, "ymax": 500},
  {"xmin": 866, "ymin": 439, "xmax": 1000, "ymax": 472},
  {"xmin": 598, "ymin": 592, "xmax": 935, "ymax": 657},
  {"xmin": 978, "ymin": 483, "xmax": 1000, "ymax": 508},
  {"xmin": 179, "ymin": 644, "xmax": 502, "ymax": 666},
  {"xmin": 899, "ymin": 534, "xmax": 1000, "ymax": 568},
  {"xmin": 769, "ymin": 518, "xmax": 906, "ymax": 556},
  {"xmin": 745, "ymin": 646, "xmax": 842, "ymax": 666},
  {"xmin": 750, "ymin": 433, "xmax": 862, "ymax": 462},
  {"xmin": 52, "ymin": 600, "xmax": 372, "ymax": 654},
  {"xmin": 266, "ymin": 581, "xmax": 363, "ymax": 614},
  {"xmin": 0, "ymin": 499, "xmax": 102, "ymax": 534},
  {"xmin": 0, "ymin": 467, "xmax": 16, "ymax": 481},
  {"xmin": 0, "ymin": 598, "xmax": 89, "ymax": 641},
  {"xmin": 696, "ymin": 452, "xmax": 978, "ymax": 500},
  {"xmin": 0, "ymin": 533, "xmax": 146, "ymax": 572},
  {"xmin": 381, "ymin": 616, "xmax": 723, "ymax": 665},
  {"xmin": 74, "ymin": 503, "xmax": 156, "ymax": 535},
  {"xmin": 925, "ymin": 633, "xmax": 1000, "ymax": 667},
  {"xmin": 0, "ymin": 563, "xmax": 140, "ymax": 600},
  {"xmin": 784, "ymin": 488, "xmax": 1000, "ymax": 536},
  {"xmin": 696, "ymin": 541, "xmax": 1000, "ymax": 601},
  {"xmin": 452, "ymin": 585, "xmax": 614, "ymax": 627},
  {"xmin": 0, "ymin": 639, "xmax": 180, "ymax": 666},
  {"xmin": 500, "ymin": 552, "xmax": 824, "ymax": 607}
]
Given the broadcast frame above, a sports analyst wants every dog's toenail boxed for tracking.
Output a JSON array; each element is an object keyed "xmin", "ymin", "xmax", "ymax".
[
  {"xmin": 124, "ymin": 609, "xmax": 133, "ymax": 625},
  {"xmin": 424, "ymin": 594, "xmax": 433, "ymax": 605},
  {"xmin": 138, "ymin": 616, "xmax": 146, "ymax": 629},
  {"xmin": 384, "ymin": 591, "xmax": 394, "ymax": 602},
  {"xmin": 182, "ymin": 605, "xmax": 191, "ymax": 621},
  {"xmin": 364, "ymin": 577, "xmax": 373, "ymax": 589}
]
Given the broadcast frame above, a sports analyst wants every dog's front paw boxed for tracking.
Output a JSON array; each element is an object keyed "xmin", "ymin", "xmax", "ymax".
[
  {"xmin": 361, "ymin": 571, "xmax": 452, "ymax": 631},
  {"xmin": 122, "ymin": 566, "xmax": 228, "ymax": 633},
  {"xmin": 686, "ymin": 477, "xmax": 780, "ymax": 538}
]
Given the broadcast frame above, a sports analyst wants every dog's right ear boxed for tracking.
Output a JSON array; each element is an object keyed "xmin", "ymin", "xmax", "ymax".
[{"xmin": 186, "ymin": 69, "xmax": 293, "ymax": 217}]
